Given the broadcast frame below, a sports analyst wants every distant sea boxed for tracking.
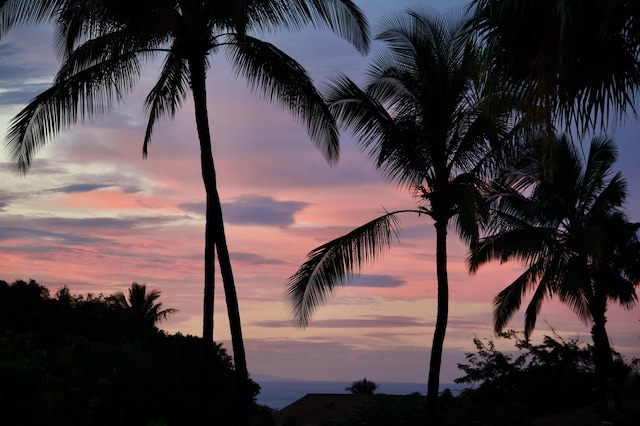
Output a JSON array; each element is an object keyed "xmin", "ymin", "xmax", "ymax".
[{"xmin": 255, "ymin": 380, "xmax": 465, "ymax": 410}]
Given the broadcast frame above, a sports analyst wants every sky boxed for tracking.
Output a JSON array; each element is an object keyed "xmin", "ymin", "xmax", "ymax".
[{"xmin": 1, "ymin": 0, "xmax": 640, "ymax": 387}]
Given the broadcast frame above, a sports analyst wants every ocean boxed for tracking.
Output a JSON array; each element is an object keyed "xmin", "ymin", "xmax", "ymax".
[{"xmin": 255, "ymin": 380, "xmax": 464, "ymax": 410}]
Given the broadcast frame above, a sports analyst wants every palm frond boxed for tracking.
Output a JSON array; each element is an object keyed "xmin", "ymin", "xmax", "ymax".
[
  {"xmin": 555, "ymin": 258, "xmax": 593, "ymax": 325},
  {"xmin": 323, "ymin": 73, "xmax": 393, "ymax": 152},
  {"xmin": 300, "ymin": 0, "xmax": 370, "ymax": 54},
  {"xmin": 143, "ymin": 49, "xmax": 189, "ymax": 156},
  {"xmin": 470, "ymin": 0, "xmax": 640, "ymax": 135},
  {"xmin": 493, "ymin": 261, "xmax": 545, "ymax": 334},
  {"xmin": 522, "ymin": 274, "xmax": 553, "ymax": 339},
  {"xmin": 245, "ymin": 0, "xmax": 369, "ymax": 54},
  {"xmin": 286, "ymin": 212, "xmax": 403, "ymax": 327},
  {"xmin": 53, "ymin": 0, "xmax": 173, "ymax": 60},
  {"xmin": 373, "ymin": 10, "xmax": 419, "ymax": 74},
  {"xmin": 374, "ymin": 120, "xmax": 430, "ymax": 188},
  {"xmin": 6, "ymin": 48, "xmax": 143, "ymax": 174},
  {"xmin": 469, "ymin": 222, "xmax": 555, "ymax": 273},
  {"xmin": 0, "ymin": 0, "xmax": 61, "ymax": 37},
  {"xmin": 112, "ymin": 291, "xmax": 129, "ymax": 309},
  {"xmin": 449, "ymin": 176, "xmax": 487, "ymax": 245},
  {"xmin": 224, "ymin": 34, "xmax": 340, "ymax": 164}
]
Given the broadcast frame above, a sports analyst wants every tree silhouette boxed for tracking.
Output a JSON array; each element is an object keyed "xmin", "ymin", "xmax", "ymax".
[
  {"xmin": 286, "ymin": 8, "xmax": 515, "ymax": 423},
  {"xmin": 0, "ymin": 278, "xmax": 247, "ymax": 425},
  {"xmin": 345, "ymin": 378, "xmax": 378, "ymax": 394},
  {"xmin": 0, "ymin": 2, "xmax": 369, "ymax": 423},
  {"xmin": 469, "ymin": 0, "xmax": 640, "ymax": 136},
  {"xmin": 469, "ymin": 135, "xmax": 640, "ymax": 406},
  {"xmin": 112, "ymin": 282, "xmax": 177, "ymax": 326}
]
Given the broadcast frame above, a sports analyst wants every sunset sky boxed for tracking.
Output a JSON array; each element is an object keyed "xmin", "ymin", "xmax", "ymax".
[{"xmin": 1, "ymin": 0, "xmax": 640, "ymax": 387}]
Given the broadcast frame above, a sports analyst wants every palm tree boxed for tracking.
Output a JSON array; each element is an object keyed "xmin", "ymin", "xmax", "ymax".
[
  {"xmin": 112, "ymin": 282, "xmax": 178, "ymax": 326},
  {"xmin": 345, "ymin": 378, "xmax": 378, "ymax": 394},
  {"xmin": 468, "ymin": 0, "xmax": 640, "ymax": 136},
  {"xmin": 286, "ymin": 8, "xmax": 515, "ymax": 423},
  {"xmin": 468, "ymin": 135, "xmax": 640, "ymax": 406},
  {"xmin": 0, "ymin": 2, "xmax": 368, "ymax": 423}
]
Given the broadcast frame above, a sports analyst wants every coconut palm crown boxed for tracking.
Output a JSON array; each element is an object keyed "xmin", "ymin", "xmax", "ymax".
[
  {"xmin": 112, "ymin": 282, "xmax": 178, "ymax": 326},
  {"xmin": 468, "ymin": 135, "xmax": 640, "ymax": 405},
  {"xmin": 286, "ymin": 8, "xmax": 516, "ymax": 423},
  {"xmin": 468, "ymin": 0, "xmax": 640, "ymax": 136}
]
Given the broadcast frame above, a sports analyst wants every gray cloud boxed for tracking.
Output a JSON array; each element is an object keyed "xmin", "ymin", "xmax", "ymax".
[
  {"xmin": 0, "ymin": 214, "xmax": 179, "ymax": 241},
  {"xmin": 350, "ymin": 274, "xmax": 405, "ymax": 288},
  {"xmin": 120, "ymin": 185, "xmax": 142, "ymax": 194},
  {"xmin": 49, "ymin": 183, "xmax": 113, "ymax": 194},
  {"xmin": 0, "ymin": 44, "xmax": 50, "ymax": 79},
  {"xmin": 31, "ymin": 217, "xmax": 141, "ymax": 229},
  {"xmin": 46, "ymin": 181, "xmax": 142, "ymax": 195},
  {"xmin": 231, "ymin": 251, "xmax": 285, "ymax": 265},
  {"xmin": 178, "ymin": 202, "xmax": 205, "ymax": 216},
  {"xmin": 0, "ymin": 43, "xmax": 53, "ymax": 106},
  {"xmin": 179, "ymin": 195, "xmax": 309, "ymax": 227},
  {"xmin": 254, "ymin": 315, "xmax": 427, "ymax": 329},
  {"xmin": 0, "ymin": 84, "xmax": 51, "ymax": 106},
  {"xmin": 223, "ymin": 195, "xmax": 308, "ymax": 226},
  {"xmin": 0, "ymin": 226, "xmax": 111, "ymax": 245},
  {"xmin": 0, "ymin": 190, "xmax": 20, "ymax": 211}
]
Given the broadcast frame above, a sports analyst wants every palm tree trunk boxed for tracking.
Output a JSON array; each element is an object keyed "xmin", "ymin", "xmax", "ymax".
[
  {"xmin": 216, "ymin": 227, "xmax": 252, "ymax": 425},
  {"xmin": 591, "ymin": 306, "xmax": 615, "ymax": 406},
  {"xmin": 189, "ymin": 55, "xmax": 218, "ymax": 425},
  {"xmin": 189, "ymin": 56, "xmax": 250, "ymax": 426},
  {"xmin": 427, "ymin": 219, "xmax": 449, "ymax": 425}
]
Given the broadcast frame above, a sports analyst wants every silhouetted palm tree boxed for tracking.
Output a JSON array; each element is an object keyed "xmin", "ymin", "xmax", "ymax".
[
  {"xmin": 286, "ymin": 8, "xmax": 515, "ymax": 423},
  {"xmin": 0, "ymin": 2, "xmax": 369, "ymax": 423},
  {"xmin": 469, "ymin": 135, "xmax": 640, "ymax": 406},
  {"xmin": 469, "ymin": 0, "xmax": 640, "ymax": 136},
  {"xmin": 345, "ymin": 378, "xmax": 378, "ymax": 394},
  {"xmin": 112, "ymin": 282, "xmax": 177, "ymax": 326}
]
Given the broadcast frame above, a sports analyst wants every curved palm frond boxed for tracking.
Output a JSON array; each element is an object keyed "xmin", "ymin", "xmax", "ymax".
[
  {"xmin": 286, "ymin": 211, "xmax": 404, "ymax": 327},
  {"xmin": 448, "ymin": 176, "xmax": 487, "ymax": 246},
  {"xmin": 6, "ymin": 46, "xmax": 143, "ymax": 174},
  {"xmin": 224, "ymin": 34, "xmax": 340, "ymax": 164},
  {"xmin": 323, "ymin": 73, "xmax": 398, "ymax": 166},
  {"xmin": 555, "ymin": 255, "xmax": 592, "ymax": 324},
  {"xmin": 0, "ymin": 0, "xmax": 61, "ymax": 37},
  {"xmin": 493, "ymin": 259, "xmax": 546, "ymax": 334},
  {"xmin": 143, "ymin": 49, "xmax": 190, "ymax": 156},
  {"xmin": 522, "ymin": 272, "xmax": 555, "ymax": 338},
  {"xmin": 245, "ymin": 0, "xmax": 370, "ymax": 54},
  {"xmin": 54, "ymin": 0, "xmax": 174, "ymax": 60},
  {"xmin": 299, "ymin": 0, "xmax": 370, "ymax": 54}
]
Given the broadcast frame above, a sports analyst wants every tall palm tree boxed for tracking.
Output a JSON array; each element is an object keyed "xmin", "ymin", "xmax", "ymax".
[
  {"xmin": 468, "ymin": 135, "xmax": 640, "ymax": 406},
  {"xmin": 286, "ymin": 8, "xmax": 515, "ymax": 423},
  {"xmin": 468, "ymin": 0, "xmax": 640, "ymax": 136},
  {"xmin": 112, "ymin": 282, "xmax": 178, "ymax": 326},
  {"xmin": 0, "ymin": 1, "xmax": 369, "ymax": 424}
]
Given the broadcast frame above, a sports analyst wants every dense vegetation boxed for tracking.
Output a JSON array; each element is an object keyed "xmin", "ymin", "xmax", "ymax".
[
  {"xmin": 344, "ymin": 332, "xmax": 640, "ymax": 425},
  {"xmin": 0, "ymin": 279, "xmax": 263, "ymax": 426},
  {"xmin": 447, "ymin": 331, "xmax": 640, "ymax": 425}
]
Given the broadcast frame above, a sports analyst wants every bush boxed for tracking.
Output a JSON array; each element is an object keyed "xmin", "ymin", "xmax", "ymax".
[{"xmin": 0, "ymin": 279, "xmax": 257, "ymax": 425}]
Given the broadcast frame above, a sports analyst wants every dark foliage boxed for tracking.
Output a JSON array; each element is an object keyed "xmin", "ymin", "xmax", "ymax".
[
  {"xmin": 347, "ymin": 393, "xmax": 427, "ymax": 426},
  {"xmin": 0, "ymin": 279, "xmax": 261, "ymax": 426},
  {"xmin": 445, "ymin": 330, "xmax": 639, "ymax": 425},
  {"xmin": 338, "ymin": 331, "xmax": 640, "ymax": 425}
]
